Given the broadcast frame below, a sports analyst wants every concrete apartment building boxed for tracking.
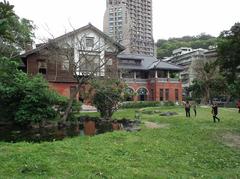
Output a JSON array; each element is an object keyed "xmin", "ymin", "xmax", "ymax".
[
  {"xmin": 103, "ymin": 0, "xmax": 154, "ymax": 55},
  {"xmin": 169, "ymin": 47, "xmax": 217, "ymax": 97}
]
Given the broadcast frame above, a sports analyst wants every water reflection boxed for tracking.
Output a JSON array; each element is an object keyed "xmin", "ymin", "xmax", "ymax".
[{"xmin": 0, "ymin": 118, "xmax": 141, "ymax": 143}]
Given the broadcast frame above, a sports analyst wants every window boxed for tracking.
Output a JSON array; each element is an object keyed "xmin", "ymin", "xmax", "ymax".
[
  {"xmin": 122, "ymin": 71, "xmax": 134, "ymax": 78},
  {"xmin": 160, "ymin": 89, "xmax": 164, "ymax": 101},
  {"xmin": 136, "ymin": 71, "xmax": 148, "ymax": 79},
  {"xmin": 175, "ymin": 89, "xmax": 179, "ymax": 101},
  {"xmin": 59, "ymin": 54, "xmax": 69, "ymax": 71},
  {"xmin": 85, "ymin": 37, "xmax": 94, "ymax": 48},
  {"xmin": 62, "ymin": 60, "xmax": 69, "ymax": 71},
  {"xmin": 165, "ymin": 89, "xmax": 169, "ymax": 101},
  {"xmin": 137, "ymin": 88, "xmax": 148, "ymax": 101},
  {"xmin": 38, "ymin": 60, "xmax": 47, "ymax": 75},
  {"xmin": 79, "ymin": 55, "xmax": 100, "ymax": 74}
]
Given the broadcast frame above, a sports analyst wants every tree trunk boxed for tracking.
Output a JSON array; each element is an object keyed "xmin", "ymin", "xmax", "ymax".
[
  {"xmin": 61, "ymin": 84, "xmax": 81, "ymax": 124},
  {"xmin": 204, "ymin": 85, "xmax": 211, "ymax": 105}
]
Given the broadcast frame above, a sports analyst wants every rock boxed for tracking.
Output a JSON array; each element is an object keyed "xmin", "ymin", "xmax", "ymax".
[
  {"xmin": 154, "ymin": 110, "xmax": 161, "ymax": 113},
  {"xmin": 160, "ymin": 112, "xmax": 178, "ymax": 116}
]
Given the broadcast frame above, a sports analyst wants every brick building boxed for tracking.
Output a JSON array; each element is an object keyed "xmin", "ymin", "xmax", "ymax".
[
  {"xmin": 20, "ymin": 24, "xmax": 183, "ymax": 103},
  {"xmin": 20, "ymin": 24, "xmax": 124, "ymax": 103},
  {"xmin": 118, "ymin": 54, "xmax": 183, "ymax": 102}
]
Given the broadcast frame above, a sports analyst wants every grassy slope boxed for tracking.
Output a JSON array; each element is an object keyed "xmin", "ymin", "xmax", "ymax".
[{"xmin": 0, "ymin": 106, "xmax": 240, "ymax": 178}]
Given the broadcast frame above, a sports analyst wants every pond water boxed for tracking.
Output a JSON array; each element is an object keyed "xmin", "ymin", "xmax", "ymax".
[{"xmin": 0, "ymin": 118, "xmax": 141, "ymax": 143}]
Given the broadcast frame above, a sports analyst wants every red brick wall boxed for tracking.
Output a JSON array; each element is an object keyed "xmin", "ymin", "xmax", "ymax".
[
  {"xmin": 127, "ymin": 80, "xmax": 182, "ymax": 103},
  {"xmin": 154, "ymin": 81, "xmax": 182, "ymax": 102},
  {"xmin": 49, "ymin": 82, "xmax": 93, "ymax": 105},
  {"xmin": 49, "ymin": 82, "xmax": 78, "ymax": 99}
]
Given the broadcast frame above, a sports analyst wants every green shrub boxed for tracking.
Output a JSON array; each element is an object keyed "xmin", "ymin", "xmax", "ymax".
[
  {"xmin": 120, "ymin": 101, "xmax": 160, "ymax": 109},
  {"xmin": 93, "ymin": 79, "xmax": 124, "ymax": 119},
  {"xmin": 0, "ymin": 58, "xmax": 68, "ymax": 125},
  {"xmin": 163, "ymin": 101, "xmax": 175, "ymax": 106}
]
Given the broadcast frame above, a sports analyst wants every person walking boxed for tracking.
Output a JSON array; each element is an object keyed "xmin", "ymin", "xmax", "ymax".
[
  {"xmin": 212, "ymin": 103, "xmax": 220, "ymax": 122},
  {"xmin": 236, "ymin": 100, "xmax": 240, "ymax": 113},
  {"xmin": 193, "ymin": 104, "xmax": 197, "ymax": 117},
  {"xmin": 185, "ymin": 101, "xmax": 191, "ymax": 117}
]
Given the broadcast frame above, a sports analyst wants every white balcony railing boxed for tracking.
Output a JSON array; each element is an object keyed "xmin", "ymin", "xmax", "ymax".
[
  {"xmin": 123, "ymin": 78, "xmax": 181, "ymax": 83},
  {"xmin": 123, "ymin": 78, "xmax": 148, "ymax": 83}
]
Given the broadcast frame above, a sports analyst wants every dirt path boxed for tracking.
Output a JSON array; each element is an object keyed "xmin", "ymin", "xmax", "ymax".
[
  {"xmin": 222, "ymin": 133, "xmax": 240, "ymax": 149},
  {"xmin": 144, "ymin": 122, "xmax": 169, "ymax": 129}
]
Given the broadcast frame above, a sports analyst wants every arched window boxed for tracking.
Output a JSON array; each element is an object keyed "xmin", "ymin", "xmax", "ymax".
[{"xmin": 137, "ymin": 88, "xmax": 148, "ymax": 101}]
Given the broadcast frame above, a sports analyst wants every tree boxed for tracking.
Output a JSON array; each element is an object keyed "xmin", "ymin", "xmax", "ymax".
[
  {"xmin": 190, "ymin": 59, "xmax": 227, "ymax": 103},
  {"xmin": 0, "ymin": 57, "xmax": 67, "ymax": 125},
  {"xmin": 0, "ymin": 2, "xmax": 67, "ymax": 125},
  {"xmin": 92, "ymin": 79, "xmax": 125, "ymax": 119},
  {"xmin": 217, "ymin": 23, "xmax": 240, "ymax": 98},
  {"xmin": 156, "ymin": 34, "xmax": 217, "ymax": 58},
  {"xmin": 0, "ymin": 0, "xmax": 35, "ymax": 58}
]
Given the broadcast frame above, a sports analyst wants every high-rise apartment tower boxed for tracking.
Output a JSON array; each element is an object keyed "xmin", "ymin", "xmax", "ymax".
[{"xmin": 104, "ymin": 0, "xmax": 154, "ymax": 55}]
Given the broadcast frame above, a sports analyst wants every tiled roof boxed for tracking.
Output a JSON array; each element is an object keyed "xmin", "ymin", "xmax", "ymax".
[
  {"xmin": 117, "ymin": 53, "xmax": 183, "ymax": 71},
  {"xmin": 20, "ymin": 23, "xmax": 125, "ymax": 58}
]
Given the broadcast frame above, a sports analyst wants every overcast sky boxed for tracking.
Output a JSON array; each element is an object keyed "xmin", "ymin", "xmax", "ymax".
[{"xmin": 8, "ymin": 0, "xmax": 240, "ymax": 42}]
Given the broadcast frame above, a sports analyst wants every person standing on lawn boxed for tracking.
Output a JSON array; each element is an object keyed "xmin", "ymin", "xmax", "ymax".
[
  {"xmin": 212, "ymin": 102, "xmax": 220, "ymax": 122},
  {"xmin": 236, "ymin": 100, "xmax": 240, "ymax": 113},
  {"xmin": 185, "ymin": 101, "xmax": 191, "ymax": 117},
  {"xmin": 193, "ymin": 103, "xmax": 197, "ymax": 117}
]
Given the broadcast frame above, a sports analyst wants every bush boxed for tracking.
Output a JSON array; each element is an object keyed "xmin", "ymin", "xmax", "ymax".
[
  {"xmin": 0, "ymin": 58, "xmax": 68, "ymax": 125},
  {"xmin": 121, "ymin": 101, "xmax": 160, "ymax": 109},
  {"xmin": 93, "ymin": 79, "xmax": 124, "ymax": 119},
  {"xmin": 163, "ymin": 101, "xmax": 175, "ymax": 106}
]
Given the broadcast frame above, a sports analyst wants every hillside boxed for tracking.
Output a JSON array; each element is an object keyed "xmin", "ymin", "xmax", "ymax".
[{"xmin": 156, "ymin": 34, "xmax": 217, "ymax": 58}]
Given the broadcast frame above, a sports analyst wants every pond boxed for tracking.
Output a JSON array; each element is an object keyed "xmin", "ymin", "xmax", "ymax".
[{"xmin": 0, "ymin": 118, "xmax": 141, "ymax": 143}]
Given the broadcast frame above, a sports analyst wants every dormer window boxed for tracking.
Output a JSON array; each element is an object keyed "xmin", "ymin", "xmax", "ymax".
[{"xmin": 86, "ymin": 37, "xmax": 94, "ymax": 48}]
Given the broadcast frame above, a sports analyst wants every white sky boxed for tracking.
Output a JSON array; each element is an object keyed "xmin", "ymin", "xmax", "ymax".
[{"xmin": 8, "ymin": 0, "xmax": 240, "ymax": 42}]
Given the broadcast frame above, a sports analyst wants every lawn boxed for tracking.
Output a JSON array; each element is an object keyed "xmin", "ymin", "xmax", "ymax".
[{"xmin": 0, "ymin": 106, "xmax": 240, "ymax": 178}]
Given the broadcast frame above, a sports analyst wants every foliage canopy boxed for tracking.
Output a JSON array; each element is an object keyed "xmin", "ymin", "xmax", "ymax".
[
  {"xmin": 0, "ymin": 0, "xmax": 35, "ymax": 58},
  {"xmin": 217, "ymin": 23, "xmax": 240, "ymax": 97},
  {"xmin": 93, "ymin": 79, "xmax": 125, "ymax": 119},
  {"xmin": 0, "ymin": 58, "xmax": 67, "ymax": 124},
  {"xmin": 156, "ymin": 33, "xmax": 217, "ymax": 58}
]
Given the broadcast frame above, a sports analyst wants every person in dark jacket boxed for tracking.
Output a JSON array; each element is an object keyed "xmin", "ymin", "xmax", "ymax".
[
  {"xmin": 193, "ymin": 104, "xmax": 197, "ymax": 117},
  {"xmin": 212, "ymin": 103, "xmax": 220, "ymax": 122},
  {"xmin": 236, "ymin": 100, "xmax": 240, "ymax": 113},
  {"xmin": 185, "ymin": 101, "xmax": 191, "ymax": 117}
]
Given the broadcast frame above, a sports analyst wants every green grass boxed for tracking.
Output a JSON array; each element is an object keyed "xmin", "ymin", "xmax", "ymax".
[{"xmin": 0, "ymin": 106, "xmax": 240, "ymax": 178}]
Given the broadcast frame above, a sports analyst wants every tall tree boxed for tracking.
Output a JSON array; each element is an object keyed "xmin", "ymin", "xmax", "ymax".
[
  {"xmin": 0, "ymin": 0, "xmax": 35, "ymax": 58},
  {"xmin": 217, "ymin": 23, "xmax": 240, "ymax": 97},
  {"xmin": 190, "ymin": 60, "xmax": 227, "ymax": 103}
]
